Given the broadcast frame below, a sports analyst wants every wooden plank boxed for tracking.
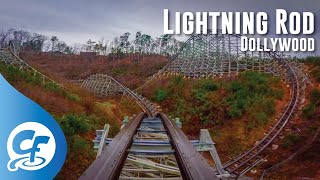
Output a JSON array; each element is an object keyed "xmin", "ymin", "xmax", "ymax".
[
  {"xmin": 79, "ymin": 113, "xmax": 145, "ymax": 180},
  {"xmin": 160, "ymin": 113, "xmax": 218, "ymax": 180}
]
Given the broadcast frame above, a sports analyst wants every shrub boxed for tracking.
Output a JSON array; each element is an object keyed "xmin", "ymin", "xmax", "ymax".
[
  {"xmin": 153, "ymin": 89, "xmax": 169, "ymax": 102},
  {"xmin": 228, "ymin": 104, "xmax": 242, "ymax": 117},
  {"xmin": 310, "ymin": 88, "xmax": 320, "ymax": 104},
  {"xmin": 246, "ymin": 120, "xmax": 256, "ymax": 130},
  {"xmin": 305, "ymin": 57, "xmax": 320, "ymax": 82},
  {"xmin": 69, "ymin": 116, "xmax": 89, "ymax": 133},
  {"xmin": 59, "ymin": 120, "xmax": 75, "ymax": 137},
  {"xmin": 270, "ymin": 89, "xmax": 284, "ymax": 100},
  {"xmin": 192, "ymin": 88, "xmax": 206, "ymax": 101},
  {"xmin": 66, "ymin": 93, "xmax": 81, "ymax": 102},
  {"xmin": 44, "ymin": 82, "xmax": 61, "ymax": 92},
  {"xmin": 303, "ymin": 103, "xmax": 316, "ymax": 119},
  {"xmin": 1, "ymin": 64, "xmax": 25, "ymax": 82},
  {"xmin": 302, "ymin": 88, "xmax": 320, "ymax": 120},
  {"xmin": 171, "ymin": 76, "xmax": 184, "ymax": 86},
  {"xmin": 255, "ymin": 112, "xmax": 268, "ymax": 126},
  {"xmin": 258, "ymin": 98, "xmax": 275, "ymax": 116},
  {"xmin": 281, "ymin": 134, "xmax": 301, "ymax": 148},
  {"xmin": 26, "ymin": 73, "xmax": 42, "ymax": 85},
  {"xmin": 58, "ymin": 114, "xmax": 91, "ymax": 136},
  {"xmin": 230, "ymin": 81, "xmax": 242, "ymax": 92},
  {"xmin": 201, "ymin": 80, "xmax": 218, "ymax": 92},
  {"xmin": 312, "ymin": 70, "xmax": 320, "ymax": 83},
  {"xmin": 305, "ymin": 56, "xmax": 320, "ymax": 65},
  {"xmin": 111, "ymin": 67, "xmax": 127, "ymax": 76},
  {"xmin": 226, "ymin": 72, "xmax": 278, "ymax": 120},
  {"xmin": 246, "ymin": 112, "xmax": 268, "ymax": 130},
  {"xmin": 172, "ymin": 98, "xmax": 187, "ymax": 118},
  {"xmin": 71, "ymin": 135, "xmax": 89, "ymax": 153},
  {"xmin": 192, "ymin": 80, "xmax": 218, "ymax": 101}
]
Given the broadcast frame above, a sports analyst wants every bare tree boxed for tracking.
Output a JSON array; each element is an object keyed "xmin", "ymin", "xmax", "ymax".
[
  {"xmin": 86, "ymin": 39, "xmax": 95, "ymax": 52},
  {"xmin": 120, "ymin": 32, "xmax": 131, "ymax": 54},
  {"xmin": 43, "ymin": 41, "xmax": 51, "ymax": 52},
  {"xmin": 70, "ymin": 43, "xmax": 82, "ymax": 54},
  {"xmin": 55, "ymin": 41, "xmax": 68, "ymax": 53},
  {"xmin": 0, "ymin": 28, "xmax": 14, "ymax": 48},
  {"xmin": 25, "ymin": 33, "xmax": 47, "ymax": 52},
  {"xmin": 50, "ymin": 36, "xmax": 58, "ymax": 52}
]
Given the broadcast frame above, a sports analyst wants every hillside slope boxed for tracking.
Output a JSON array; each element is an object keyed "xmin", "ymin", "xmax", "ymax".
[
  {"xmin": 139, "ymin": 70, "xmax": 320, "ymax": 179},
  {"xmin": 5, "ymin": 51, "xmax": 320, "ymax": 179},
  {"xmin": 20, "ymin": 51, "xmax": 168, "ymax": 89},
  {"xmin": 140, "ymin": 72, "xmax": 289, "ymax": 158},
  {"xmin": 260, "ymin": 57, "xmax": 320, "ymax": 179},
  {"xmin": 0, "ymin": 62, "xmax": 139, "ymax": 179}
]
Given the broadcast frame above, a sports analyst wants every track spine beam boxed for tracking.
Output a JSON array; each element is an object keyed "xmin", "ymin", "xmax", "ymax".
[
  {"xmin": 79, "ymin": 113, "xmax": 145, "ymax": 180},
  {"xmin": 160, "ymin": 113, "xmax": 218, "ymax": 180}
]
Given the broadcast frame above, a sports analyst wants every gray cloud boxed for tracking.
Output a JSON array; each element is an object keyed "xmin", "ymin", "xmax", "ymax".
[{"xmin": 0, "ymin": 0, "xmax": 319, "ymax": 55}]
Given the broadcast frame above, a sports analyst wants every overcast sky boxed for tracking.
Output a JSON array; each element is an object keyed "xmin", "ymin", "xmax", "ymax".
[{"xmin": 0, "ymin": 0, "xmax": 319, "ymax": 55}]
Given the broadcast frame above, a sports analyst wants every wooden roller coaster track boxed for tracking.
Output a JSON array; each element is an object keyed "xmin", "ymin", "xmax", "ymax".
[{"xmin": 0, "ymin": 31, "xmax": 309, "ymax": 179}]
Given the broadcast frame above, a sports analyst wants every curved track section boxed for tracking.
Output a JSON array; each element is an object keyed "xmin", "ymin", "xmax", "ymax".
[
  {"xmin": 0, "ymin": 33, "xmax": 309, "ymax": 178},
  {"xmin": 0, "ymin": 41, "xmax": 63, "ymax": 87},
  {"xmin": 141, "ymin": 31, "xmax": 308, "ymax": 176},
  {"xmin": 78, "ymin": 73, "xmax": 159, "ymax": 117},
  {"xmin": 222, "ymin": 55, "xmax": 300, "ymax": 176}
]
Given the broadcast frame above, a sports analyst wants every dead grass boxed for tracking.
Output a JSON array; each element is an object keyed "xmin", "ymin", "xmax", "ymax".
[{"xmin": 21, "ymin": 51, "xmax": 168, "ymax": 89}]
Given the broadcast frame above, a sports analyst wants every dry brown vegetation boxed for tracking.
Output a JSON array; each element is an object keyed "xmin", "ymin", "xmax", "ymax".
[
  {"xmin": 258, "ymin": 61, "xmax": 320, "ymax": 180},
  {"xmin": 140, "ymin": 73, "xmax": 289, "ymax": 160},
  {"xmin": 0, "ymin": 62, "xmax": 141, "ymax": 179},
  {"xmin": 20, "ymin": 51, "xmax": 168, "ymax": 89},
  {"xmin": 2, "ymin": 51, "xmax": 320, "ymax": 179},
  {"xmin": 140, "ymin": 70, "xmax": 320, "ymax": 180}
]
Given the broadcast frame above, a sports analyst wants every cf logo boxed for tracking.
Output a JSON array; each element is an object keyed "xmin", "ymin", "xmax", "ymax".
[{"xmin": 7, "ymin": 122, "xmax": 56, "ymax": 171}]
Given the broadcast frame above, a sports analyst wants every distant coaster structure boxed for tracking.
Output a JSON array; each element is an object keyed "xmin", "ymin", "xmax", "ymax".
[
  {"xmin": 140, "ymin": 30, "xmax": 309, "ymax": 176},
  {"xmin": 0, "ymin": 41, "xmax": 63, "ymax": 87},
  {"xmin": 0, "ymin": 30, "xmax": 310, "ymax": 179},
  {"xmin": 76, "ymin": 30, "xmax": 309, "ymax": 178}
]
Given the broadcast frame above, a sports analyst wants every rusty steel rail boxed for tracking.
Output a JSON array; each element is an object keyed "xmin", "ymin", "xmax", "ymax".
[
  {"xmin": 79, "ymin": 113, "xmax": 146, "ymax": 180},
  {"xmin": 160, "ymin": 113, "xmax": 218, "ymax": 179}
]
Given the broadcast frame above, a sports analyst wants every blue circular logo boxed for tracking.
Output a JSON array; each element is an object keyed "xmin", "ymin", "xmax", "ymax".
[{"xmin": 0, "ymin": 74, "xmax": 67, "ymax": 179}]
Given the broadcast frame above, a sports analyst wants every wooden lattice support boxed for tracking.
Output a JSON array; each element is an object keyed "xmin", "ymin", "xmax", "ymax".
[
  {"xmin": 77, "ymin": 73, "xmax": 160, "ymax": 117},
  {"xmin": 133, "ymin": 30, "xmax": 310, "ymax": 177},
  {"xmin": 93, "ymin": 117, "xmax": 222, "ymax": 179},
  {"xmin": 0, "ymin": 42, "xmax": 65, "ymax": 88}
]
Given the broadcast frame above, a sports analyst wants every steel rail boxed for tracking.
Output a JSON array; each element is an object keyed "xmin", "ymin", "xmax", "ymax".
[
  {"xmin": 77, "ymin": 31, "xmax": 304, "ymax": 177},
  {"xmin": 159, "ymin": 113, "xmax": 218, "ymax": 180},
  {"xmin": 79, "ymin": 112, "xmax": 146, "ymax": 180},
  {"xmin": 222, "ymin": 54, "xmax": 300, "ymax": 176},
  {"xmin": 139, "ymin": 31, "xmax": 303, "ymax": 177}
]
